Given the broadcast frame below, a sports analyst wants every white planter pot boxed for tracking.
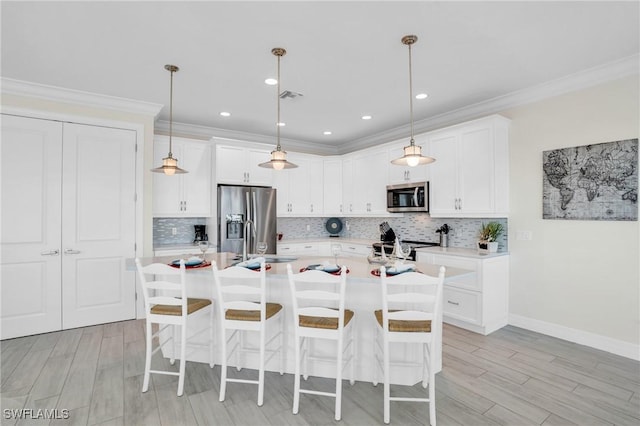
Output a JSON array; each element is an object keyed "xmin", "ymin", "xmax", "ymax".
[{"xmin": 477, "ymin": 241, "xmax": 498, "ymax": 252}]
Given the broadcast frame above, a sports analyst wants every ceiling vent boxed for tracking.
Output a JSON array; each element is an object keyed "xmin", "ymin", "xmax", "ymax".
[{"xmin": 279, "ymin": 90, "xmax": 303, "ymax": 99}]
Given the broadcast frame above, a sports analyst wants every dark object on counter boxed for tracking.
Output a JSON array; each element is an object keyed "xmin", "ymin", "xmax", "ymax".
[
  {"xmin": 194, "ymin": 225, "xmax": 208, "ymax": 243},
  {"xmin": 435, "ymin": 224, "xmax": 450, "ymax": 247},
  {"xmin": 326, "ymin": 217, "xmax": 343, "ymax": 237},
  {"xmin": 379, "ymin": 221, "xmax": 396, "ymax": 243}
]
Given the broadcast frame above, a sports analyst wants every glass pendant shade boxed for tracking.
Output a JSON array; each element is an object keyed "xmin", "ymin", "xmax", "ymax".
[
  {"xmin": 151, "ymin": 64, "xmax": 188, "ymax": 175},
  {"xmin": 391, "ymin": 35, "xmax": 436, "ymax": 167},
  {"xmin": 258, "ymin": 47, "xmax": 297, "ymax": 170},
  {"xmin": 391, "ymin": 143, "xmax": 435, "ymax": 167},
  {"xmin": 259, "ymin": 148, "xmax": 296, "ymax": 170},
  {"xmin": 151, "ymin": 154, "xmax": 187, "ymax": 175}
]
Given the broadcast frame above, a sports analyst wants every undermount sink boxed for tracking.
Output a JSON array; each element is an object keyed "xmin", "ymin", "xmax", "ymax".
[{"xmin": 263, "ymin": 256, "xmax": 298, "ymax": 263}]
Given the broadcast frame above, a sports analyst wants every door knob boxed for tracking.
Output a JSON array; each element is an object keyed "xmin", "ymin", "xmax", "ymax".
[
  {"xmin": 40, "ymin": 249, "xmax": 60, "ymax": 256},
  {"xmin": 64, "ymin": 248, "xmax": 81, "ymax": 255}
]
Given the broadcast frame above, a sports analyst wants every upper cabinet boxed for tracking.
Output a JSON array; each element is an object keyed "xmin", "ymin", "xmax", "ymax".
[
  {"xmin": 387, "ymin": 135, "xmax": 428, "ymax": 185},
  {"xmin": 274, "ymin": 153, "xmax": 324, "ymax": 217},
  {"xmin": 322, "ymin": 158, "xmax": 343, "ymax": 215},
  {"xmin": 216, "ymin": 144, "xmax": 273, "ymax": 186},
  {"xmin": 427, "ymin": 115, "xmax": 509, "ymax": 218},
  {"xmin": 153, "ymin": 135, "xmax": 212, "ymax": 217},
  {"xmin": 351, "ymin": 148, "xmax": 389, "ymax": 215}
]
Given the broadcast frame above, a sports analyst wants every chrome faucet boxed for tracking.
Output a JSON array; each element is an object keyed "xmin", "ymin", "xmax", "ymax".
[{"xmin": 242, "ymin": 219, "xmax": 256, "ymax": 261}]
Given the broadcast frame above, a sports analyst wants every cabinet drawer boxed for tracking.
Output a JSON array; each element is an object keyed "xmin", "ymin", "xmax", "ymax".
[{"xmin": 443, "ymin": 287, "xmax": 481, "ymax": 325}]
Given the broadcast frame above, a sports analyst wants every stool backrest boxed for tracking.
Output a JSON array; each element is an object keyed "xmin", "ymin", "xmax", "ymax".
[
  {"xmin": 211, "ymin": 261, "xmax": 267, "ymax": 321},
  {"xmin": 379, "ymin": 266, "xmax": 445, "ymax": 334},
  {"xmin": 135, "ymin": 258, "xmax": 187, "ymax": 316},
  {"xmin": 287, "ymin": 265, "xmax": 348, "ymax": 331}
]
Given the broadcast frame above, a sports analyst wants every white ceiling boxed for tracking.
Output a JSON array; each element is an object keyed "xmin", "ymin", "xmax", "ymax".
[{"xmin": 2, "ymin": 1, "xmax": 639, "ymax": 154}]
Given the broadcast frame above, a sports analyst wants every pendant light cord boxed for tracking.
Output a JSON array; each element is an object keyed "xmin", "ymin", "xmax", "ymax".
[
  {"xmin": 276, "ymin": 53, "xmax": 282, "ymax": 152},
  {"xmin": 168, "ymin": 67, "xmax": 174, "ymax": 157},
  {"xmin": 408, "ymin": 41, "xmax": 415, "ymax": 146}
]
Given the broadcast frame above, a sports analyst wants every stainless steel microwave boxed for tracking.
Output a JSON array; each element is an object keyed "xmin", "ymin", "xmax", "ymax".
[{"xmin": 386, "ymin": 181, "xmax": 429, "ymax": 213}]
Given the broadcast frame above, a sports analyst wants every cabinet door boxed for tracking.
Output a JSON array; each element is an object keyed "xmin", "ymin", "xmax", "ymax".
[
  {"xmin": 182, "ymin": 142, "xmax": 211, "ymax": 216},
  {"xmin": 342, "ymin": 159, "xmax": 354, "ymax": 214},
  {"xmin": 273, "ymin": 165, "xmax": 290, "ymax": 216},
  {"xmin": 307, "ymin": 158, "xmax": 324, "ymax": 215},
  {"xmin": 367, "ymin": 149, "xmax": 390, "ymax": 214},
  {"xmin": 216, "ymin": 145, "xmax": 247, "ymax": 184},
  {"xmin": 1, "ymin": 115, "xmax": 63, "ymax": 339},
  {"xmin": 247, "ymin": 148, "xmax": 274, "ymax": 186},
  {"xmin": 458, "ymin": 126, "xmax": 494, "ymax": 214},
  {"xmin": 323, "ymin": 159, "xmax": 343, "ymax": 215},
  {"xmin": 287, "ymin": 156, "xmax": 310, "ymax": 215},
  {"xmin": 153, "ymin": 138, "xmax": 182, "ymax": 215},
  {"xmin": 428, "ymin": 132, "xmax": 459, "ymax": 216}
]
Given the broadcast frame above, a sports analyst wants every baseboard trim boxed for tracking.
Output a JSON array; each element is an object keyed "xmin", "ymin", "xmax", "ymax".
[{"xmin": 508, "ymin": 314, "xmax": 640, "ymax": 361}]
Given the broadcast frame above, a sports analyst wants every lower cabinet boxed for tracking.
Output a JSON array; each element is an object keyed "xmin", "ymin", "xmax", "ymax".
[
  {"xmin": 416, "ymin": 251, "xmax": 509, "ymax": 335},
  {"xmin": 277, "ymin": 241, "xmax": 371, "ymax": 258}
]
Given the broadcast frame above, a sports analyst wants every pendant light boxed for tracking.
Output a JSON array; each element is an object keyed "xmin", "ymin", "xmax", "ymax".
[
  {"xmin": 151, "ymin": 64, "xmax": 188, "ymax": 175},
  {"xmin": 259, "ymin": 47, "xmax": 298, "ymax": 170},
  {"xmin": 391, "ymin": 35, "xmax": 435, "ymax": 167}
]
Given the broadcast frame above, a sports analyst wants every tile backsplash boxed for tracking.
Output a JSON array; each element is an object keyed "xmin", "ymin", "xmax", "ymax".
[
  {"xmin": 154, "ymin": 215, "xmax": 508, "ymax": 251},
  {"xmin": 277, "ymin": 215, "xmax": 508, "ymax": 251},
  {"xmin": 153, "ymin": 217, "xmax": 209, "ymax": 246}
]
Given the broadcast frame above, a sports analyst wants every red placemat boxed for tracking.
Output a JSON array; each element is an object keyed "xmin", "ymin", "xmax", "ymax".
[
  {"xmin": 169, "ymin": 261, "xmax": 211, "ymax": 269},
  {"xmin": 300, "ymin": 266, "xmax": 349, "ymax": 275}
]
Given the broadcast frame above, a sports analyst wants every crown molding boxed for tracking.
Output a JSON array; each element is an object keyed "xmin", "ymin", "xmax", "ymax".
[
  {"xmin": 154, "ymin": 119, "xmax": 339, "ymax": 156},
  {"xmin": 1, "ymin": 77, "xmax": 163, "ymax": 117},
  {"xmin": 343, "ymin": 54, "xmax": 640, "ymax": 154}
]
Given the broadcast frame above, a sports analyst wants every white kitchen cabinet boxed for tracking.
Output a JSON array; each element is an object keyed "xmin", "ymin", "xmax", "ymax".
[
  {"xmin": 275, "ymin": 153, "xmax": 323, "ymax": 217},
  {"xmin": 277, "ymin": 242, "xmax": 321, "ymax": 256},
  {"xmin": 351, "ymin": 148, "xmax": 389, "ymax": 215},
  {"xmin": 154, "ymin": 135, "xmax": 212, "ymax": 217},
  {"xmin": 415, "ymin": 251, "xmax": 509, "ymax": 335},
  {"xmin": 387, "ymin": 135, "xmax": 428, "ymax": 184},
  {"xmin": 215, "ymin": 144, "xmax": 273, "ymax": 186},
  {"xmin": 1, "ymin": 114, "xmax": 137, "ymax": 339},
  {"xmin": 427, "ymin": 115, "xmax": 509, "ymax": 217},
  {"xmin": 336, "ymin": 242, "xmax": 372, "ymax": 257},
  {"xmin": 323, "ymin": 158, "xmax": 343, "ymax": 215}
]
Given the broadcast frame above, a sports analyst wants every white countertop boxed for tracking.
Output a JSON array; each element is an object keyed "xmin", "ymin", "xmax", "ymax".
[
  {"xmin": 277, "ymin": 237, "xmax": 374, "ymax": 246},
  {"xmin": 415, "ymin": 246, "xmax": 509, "ymax": 259}
]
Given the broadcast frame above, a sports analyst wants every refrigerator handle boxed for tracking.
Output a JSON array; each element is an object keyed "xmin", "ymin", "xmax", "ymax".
[{"xmin": 252, "ymin": 191, "xmax": 258, "ymax": 226}]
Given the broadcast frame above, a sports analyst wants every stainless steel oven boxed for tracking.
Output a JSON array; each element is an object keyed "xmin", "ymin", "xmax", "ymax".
[{"xmin": 386, "ymin": 181, "xmax": 429, "ymax": 213}]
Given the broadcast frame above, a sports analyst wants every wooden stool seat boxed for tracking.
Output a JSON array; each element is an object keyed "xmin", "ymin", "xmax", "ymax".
[
  {"xmin": 151, "ymin": 298, "xmax": 212, "ymax": 316},
  {"xmin": 300, "ymin": 309, "xmax": 354, "ymax": 330},
  {"xmin": 374, "ymin": 309, "xmax": 431, "ymax": 332},
  {"xmin": 226, "ymin": 302, "xmax": 283, "ymax": 321}
]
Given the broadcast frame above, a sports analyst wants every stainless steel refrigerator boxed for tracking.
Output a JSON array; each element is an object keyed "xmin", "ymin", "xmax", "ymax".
[{"xmin": 217, "ymin": 185, "xmax": 277, "ymax": 256}]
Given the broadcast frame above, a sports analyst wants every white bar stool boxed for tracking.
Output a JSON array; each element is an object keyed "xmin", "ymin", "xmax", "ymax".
[
  {"xmin": 373, "ymin": 265, "xmax": 445, "ymax": 425},
  {"xmin": 211, "ymin": 261, "xmax": 284, "ymax": 406},
  {"xmin": 286, "ymin": 264, "xmax": 355, "ymax": 421},
  {"xmin": 134, "ymin": 258, "xmax": 215, "ymax": 397}
]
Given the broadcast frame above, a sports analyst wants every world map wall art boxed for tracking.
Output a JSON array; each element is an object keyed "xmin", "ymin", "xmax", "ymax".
[{"xmin": 542, "ymin": 138, "xmax": 638, "ymax": 221}]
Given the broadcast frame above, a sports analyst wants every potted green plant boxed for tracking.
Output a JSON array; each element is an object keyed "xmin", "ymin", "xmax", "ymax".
[{"xmin": 478, "ymin": 222, "xmax": 503, "ymax": 252}]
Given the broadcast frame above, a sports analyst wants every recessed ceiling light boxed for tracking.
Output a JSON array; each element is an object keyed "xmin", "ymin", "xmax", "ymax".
[
  {"xmin": 277, "ymin": 122, "xmax": 286, "ymax": 127},
  {"xmin": 323, "ymin": 131, "xmax": 332, "ymax": 135},
  {"xmin": 416, "ymin": 93, "xmax": 428, "ymax": 100},
  {"xmin": 265, "ymin": 78, "xmax": 277, "ymax": 85},
  {"xmin": 219, "ymin": 111, "xmax": 231, "ymax": 117},
  {"xmin": 361, "ymin": 115, "xmax": 372, "ymax": 120}
]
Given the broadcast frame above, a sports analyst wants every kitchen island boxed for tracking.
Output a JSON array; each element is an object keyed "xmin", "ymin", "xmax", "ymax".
[{"xmin": 132, "ymin": 253, "xmax": 474, "ymax": 385}]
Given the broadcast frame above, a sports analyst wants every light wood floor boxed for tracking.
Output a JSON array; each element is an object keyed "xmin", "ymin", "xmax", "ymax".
[{"xmin": 1, "ymin": 320, "xmax": 638, "ymax": 425}]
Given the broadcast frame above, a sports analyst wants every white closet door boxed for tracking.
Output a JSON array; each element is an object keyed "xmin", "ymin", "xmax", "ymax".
[
  {"xmin": 1, "ymin": 115, "xmax": 63, "ymax": 339},
  {"xmin": 61, "ymin": 123, "xmax": 136, "ymax": 329}
]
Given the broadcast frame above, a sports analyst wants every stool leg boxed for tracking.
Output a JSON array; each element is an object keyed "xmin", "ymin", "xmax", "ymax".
[
  {"xmin": 292, "ymin": 333, "xmax": 301, "ymax": 414},
  {"xmin": 142, "ymin": 319, "xmax": 153, "ymax": 392},
  {"xmin": 383, "ymin": 337, "xmax": 390, "ymax": 424},
  {"xmin": 219, "ymin": 327, "xmax": 227, "ymax": 402},
  {"xmin": 349, "ymin": 326, "xmax": 356, "ymax": 385},
  {"xmin": 279, "ymin": 314, "xmax": 285, "ymax": 375},
  {"xmin": 335, "ymin": 335, "xmax": 343, "ymax": 421},
  {"xmin": 209, "ymin": 305, "xmax": 215, "ymax": 368},
  {"xmin": 170, "ymin": 324, "xmax": 176, "ymax": 365},
  {"xmin": 258, "ymin": 323, "xmax": 266, "ymax": 406},
  {"xmin": 177, "ymin": 323, "xmax": 187, "ymax": 396}
]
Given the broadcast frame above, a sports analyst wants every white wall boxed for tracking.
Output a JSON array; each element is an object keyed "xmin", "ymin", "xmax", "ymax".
[{"xmin": 502, "ymin": 76, "xmax": 639, "ymax": 357}]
